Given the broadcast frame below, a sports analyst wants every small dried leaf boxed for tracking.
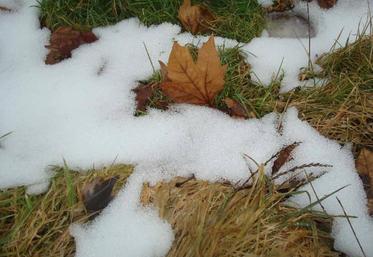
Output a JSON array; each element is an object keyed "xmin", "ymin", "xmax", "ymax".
[
  {"xmin": 82, "ymin": 176, "xmax": 118, "ymax": 213},
  {"xmin": 356, "ymin": 148, "xmax": 373, "ymax": 177},
  {"xmin": 45, "ymin": 27, "xmax": 98, "ymax": 65},
  {"xmin": 223, "ymin": 98, "xmax": 248, "ymax": 118},
  {"xmin": 0, "ymin": 6, "xmax": 11, "ymax": 12},
  {"xmin": 133, "ymin": 82, "xmax": 160, "ymax": 112},
  {"xmin": 161, "ymin": 36, "xmax": 227, "ymax": 106},
  {"xmin": 317, "ymin": 0, "xmax": 337, "ymax": 9},
  {"xmin": 272, "ymin": 142, "xmax": 300, "ymax": 175},
  {"xmin": 356, "ymin": 148, "xmax": 373, "ymax": 215},
  {"xmin": 178, "ymin": 0, "xmax": 215, "ymax": 34},
  {"xmin": 159, "ymin": 60, "xmax": 169, "ymax": 81}
]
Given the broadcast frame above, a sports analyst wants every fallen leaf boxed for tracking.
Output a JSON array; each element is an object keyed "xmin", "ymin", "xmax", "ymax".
[
  {"xmin": 81, "ymin": 176, "xmax": 118, "ymax": 213},
  {"xmin": 161, "ymin": 36, "xmax": 227, "ymax": 106},
  {"xmin": 265, "ymin": 0, "xmax": 295, "ymax": 13},
  {"xmin": 178, "ymin": 0, "xmax": 215, "ymax": 34},
  {"xmin": 223, "ymin": 98, "xmax": 248, "ymax": 118},
  {"xmin": 159, "ymin": 60, "xmax": 169, "ymax": 81},
  {"xmin": 133, "ymin": 82, "xmax": 161, "ymax": 112},
  {"xmin": 272, "ymin": 142, "xmax": 300, "ymax": 175},
  {"xmin": 45, "ymin": 27, "xmax": 98, "ymax": 65},
  {"xmin": 356, "ymin": 148, "xmax": 373, "ymax": 215},
  {"xmin": 317, "ymin": 0, "xmax": 337, "ymax": 9},
  {"xmin": 0, "ymin": 6, "xmax": 11, "ymax": 12}
]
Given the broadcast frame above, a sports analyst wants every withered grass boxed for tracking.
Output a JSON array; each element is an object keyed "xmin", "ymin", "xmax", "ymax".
[{"xmin": 141, "ymin": 166, "xmax": 340, "ymax": 257}]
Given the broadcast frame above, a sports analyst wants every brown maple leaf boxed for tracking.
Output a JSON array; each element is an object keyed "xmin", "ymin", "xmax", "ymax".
[
  {"xmin": 178, "ymin": 0, "xmax": 216, "ymax": 34},
  {"xmin": 45, "ymin": 27, "xmax": 98, "ymax": 65},
  {"xmin": 160, "ymin": 36, "xmax": 227, "ymax": 106},
  {"xmin": 356, "ymin": 148, "xmax": 373, "ymax": 215}
]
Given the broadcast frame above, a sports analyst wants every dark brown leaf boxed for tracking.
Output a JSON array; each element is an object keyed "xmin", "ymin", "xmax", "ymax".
[
  {"xmin": 272, "ymin": 142, "xmax": 300, "ymax": 175},
  {"xmin": 317, "ymin": 0, "xmax": 337, "ymax": 9},
  {"xmin": 45, "ymin": 27, "xmax": 98, "ymax": 65},
  {"xmin": 223, "ymin": 98, "xmax": 248, "ymax": 119},
  {"xmin": 0, "ymin": 6, "xmax": 11, "ymax": 12},
  {"xmin": 81, "ymin": 176, "xmax": 118, "ymax": 213},
  {"xmin": 133, "ymin": 82, "xmax": 161, "ymax": 112}
]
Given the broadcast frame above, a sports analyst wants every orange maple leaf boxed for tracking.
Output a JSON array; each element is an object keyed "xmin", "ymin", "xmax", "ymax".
[{"xmin": 160, "ymin": 36, "xmax": 227, "ymax": 106}]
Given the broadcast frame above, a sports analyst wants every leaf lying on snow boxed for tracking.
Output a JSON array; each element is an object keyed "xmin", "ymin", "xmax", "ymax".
[
  {"xmin": 0, "ymin": 6, "xmax": 11, "ymax": 12},
  {"xmin": 272, "ymin": 142, "xmax": 300, "ymax": 175},
  {"xmin": 178, "ymin": 0, "xmax": 215, "ymax": 34},
  {"xmin": 160, "ymin": 36, "xmax": 227, "ymax": 106},
  {"xmin": 317, "ymin": 0, "xmax": 337, "ymax": 9},
  {"xmin": 356, "ymin": 148, "xmax": 373, "ymax": 215},
  {"xmin": 45, "ymin": 27, "xmax": 97, "ymax": 65}
]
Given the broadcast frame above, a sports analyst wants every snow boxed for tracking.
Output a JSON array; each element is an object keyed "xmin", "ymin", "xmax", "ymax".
[
  {"xmin": 257, "ymin": 0, "xmax": 273, "ymax": 8},
  {"xmin": 0, "ymin": 0, "xmax": 372, "ymax": 257}
]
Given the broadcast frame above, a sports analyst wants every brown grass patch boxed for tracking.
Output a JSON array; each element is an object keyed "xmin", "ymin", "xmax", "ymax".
[{"xmin": 141, "ymin": 166, "xmax": 341, "ymax": 257}]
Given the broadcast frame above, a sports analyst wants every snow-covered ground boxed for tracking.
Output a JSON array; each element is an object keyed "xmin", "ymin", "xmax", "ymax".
[{"xmin": 0, "ymin": 0, "xmax": 372, "ymax": 256}]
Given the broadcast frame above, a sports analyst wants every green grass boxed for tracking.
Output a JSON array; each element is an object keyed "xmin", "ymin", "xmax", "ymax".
[{"xmin": 38, "ymin": 0, "xmax": 265, "ymax": 42}]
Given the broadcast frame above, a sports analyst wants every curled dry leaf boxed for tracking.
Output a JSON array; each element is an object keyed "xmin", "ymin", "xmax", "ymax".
[
  {"xmin": 45, "ymin": 27, "xmax": 98, "ymax": 65},
  {"xmin": 223, "ymin": 98, "xmax": 248, "ymax": 119},
  {"xmin": 272, "ymin": 142, "xmax": 300, "ymax": 175},
  {"xmin": 81, "ymin": 176, "xmax": 118, "ymax": 213},
  {"xmin": 178, "ymin": 0, "xmax": 215, "ymax": 34},
  {"xmin": 160, "ymin": 36, "xmax": 227, "ymax": 106},
  {"xmin": 133, "ymin": 82, "xmax": 161, "ymax": 112},
  {"xmin": 317, "ymin": 0, "xmax": 337, "ymax": 9},
  {"xmin": 355, "ymin": 148, "xmax": 373, "ymax": 215}
]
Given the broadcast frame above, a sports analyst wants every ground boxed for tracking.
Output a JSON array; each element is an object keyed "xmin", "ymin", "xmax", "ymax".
[{"xmin": 0, "ymin": 0, "xmax": 372, "ymax": 257}]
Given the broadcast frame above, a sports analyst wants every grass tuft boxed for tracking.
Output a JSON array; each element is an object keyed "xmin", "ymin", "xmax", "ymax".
[
  {"xmin": 0, "ymin": 164, "xmax": 133, "ymax": 257},
  {"xmin": 140, "ymin": 165, "xmax": 341, "ymax": 257}
]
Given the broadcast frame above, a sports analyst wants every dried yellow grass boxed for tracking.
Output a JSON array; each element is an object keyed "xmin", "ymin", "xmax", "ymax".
[
  {"xmin": 141, "ymin": 166, "xmax": 340, "ymax": 257},
  {"xmin": 0, "ymin": 164, "xmax": 134, "ymax": 257}
]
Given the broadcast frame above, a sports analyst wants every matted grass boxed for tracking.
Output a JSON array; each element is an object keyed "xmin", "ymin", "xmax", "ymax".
[
  {"xmin": 37, "ymin": 0, "xmax": 265, "ymax": 42},
  {"xmin": 0, "ymin": 164, "xmax": 133, "ymax": 257},
  {"xmin": 141, "ymin": 165, "xmax": 340, "ymax": 257}
]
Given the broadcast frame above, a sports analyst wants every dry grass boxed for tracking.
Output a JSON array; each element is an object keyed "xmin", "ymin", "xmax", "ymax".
[
  {"xmin": 141, "ymin": 165, "xmax": 341, "ymax": 257},
  {"xmin": 0, "ymin": 164, "xmax": 134, "ymax": 257},
  {"xmin": 0, "ymin": 162, "xmax": 342, "ymax": 257}
]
